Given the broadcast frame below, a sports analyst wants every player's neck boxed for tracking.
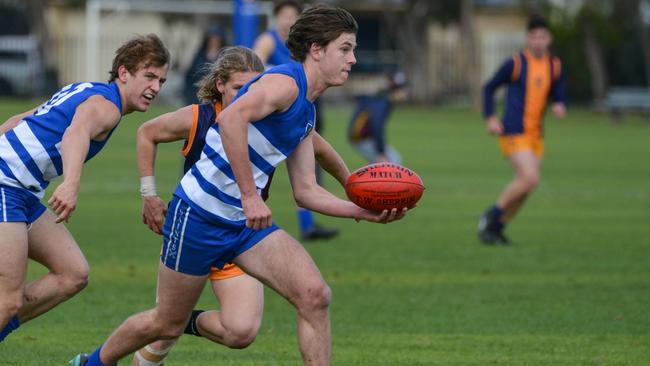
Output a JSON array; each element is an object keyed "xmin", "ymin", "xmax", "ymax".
[
  {"xmin": 526, "ymin": 48, "xmax": 548, "ymax": 59},
  {"xmin": 277, "ymin": 28, "xmax": 289, "ymax": 41},
  {"xmin": 114, "ymin": 81, "xmax": 130, "ymax": 115},
  {"xmin": 302, "ymin": 61, "xmax": 327, "ymax": 102}
]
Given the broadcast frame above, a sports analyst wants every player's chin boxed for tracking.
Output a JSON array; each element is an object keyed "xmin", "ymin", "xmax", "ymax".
[
  {"xmin": 332, "ymin": 72, "xmax": 349, "ymax": 86},
  {"xmin": 137, "ymin": 98, "xmax": 154, "ymax": 111}
]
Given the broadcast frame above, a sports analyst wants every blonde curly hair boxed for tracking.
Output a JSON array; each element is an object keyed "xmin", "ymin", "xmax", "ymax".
[{"xmin": 196, "ymin": 46, "xmax": 264, "ymax": 104}]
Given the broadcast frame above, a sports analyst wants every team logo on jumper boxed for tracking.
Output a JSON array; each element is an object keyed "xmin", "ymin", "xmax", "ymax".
[{"xmin": 302, "ymin": 120, "xmax": 314, "ymax": 140}]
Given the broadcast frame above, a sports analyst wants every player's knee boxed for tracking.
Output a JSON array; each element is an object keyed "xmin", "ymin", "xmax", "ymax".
[
  {"xmin": 151, "ymin": 315, "xmax": 186, "ymax": 339},
  {"xmin": 517, "ymin": 171, "xmax": 540, "ymax": 191},
  {"xmin": 224, "ymin": 331, "xmax": 256, "ymax": 349},
  {"xmin": 129, "ymin": 311, "xmax": 180, "ymax": 340},
  {"xmin": 58, "ymin": 269, "xmax": 90, "ymax": 297},
  {"xmin": 224, "ymin": 324, "xmax": 259, "ymax": 349},
  {"xmin": 158, "ymin": 326, "xmax": 184, "ymax": 340},
  {"xmin": 296, "ymin": 282, "xmax": 331, "ymax": 313},
  {"xmin": 143, "ymin": 321, "xmax": 182, "ymax": 340},
  {"xmin": 522, "ymin": 173, "xmax": 540, "ymax": 191}
]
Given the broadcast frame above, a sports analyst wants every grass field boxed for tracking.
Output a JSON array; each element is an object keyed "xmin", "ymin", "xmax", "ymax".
[{"xmin": 0, "ymin": 99, "xmax": 648, "ymax": 365}]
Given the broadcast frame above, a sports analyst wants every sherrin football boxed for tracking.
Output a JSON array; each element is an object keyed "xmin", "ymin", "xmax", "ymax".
[{"xmin": 345, "ymin": 163, "xmax": 424, "ymax": 212}]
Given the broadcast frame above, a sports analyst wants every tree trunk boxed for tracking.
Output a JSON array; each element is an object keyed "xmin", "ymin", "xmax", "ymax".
[
  {"xmin": 635, "ymin": 0, "xmax": 650, "ymax": 86},
  {"xmin": 639, "ymin": 22, "xmax": 650, "ymax": 86},
  {"xmin": 639, "ymin": 22, "xmax": 650, "ymax": 87},
  {"xmin": 459, "ymin": 0, "xmax": 480, "ymax": 108},
  {"xmin": 582, "ymin": 23, "xmax": 608, "ymax": 107},
  {"xmin": 383, "ymin": 2, "xmax": 430, "ymax": 103}
]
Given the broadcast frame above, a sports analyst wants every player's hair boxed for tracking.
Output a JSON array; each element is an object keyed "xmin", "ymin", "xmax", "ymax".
[
  {"xmin": 527, "ymin": 15, "xmax": 550, "ymax": 31},
  {"xmin": 196, "ymin": 46, "xmax": 264, "ymax": 104},
  {"xmin": 108, "ymin": 34, "xmax": 170, "ymax": 82},
  {"xmin": 287, "ymin": 5, "xmax": 358, "ymax": 62},
  {"xmin": 274, "ymin": 0, "xmax": 302, "ymax": 15}
]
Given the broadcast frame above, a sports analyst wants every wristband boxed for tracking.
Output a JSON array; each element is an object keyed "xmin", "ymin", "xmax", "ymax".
[{"xmin": 140, "ymin": 176, "xmax": 157, "ymax": 197}]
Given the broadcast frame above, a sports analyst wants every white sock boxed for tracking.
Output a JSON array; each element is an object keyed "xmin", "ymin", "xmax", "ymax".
[{"xmin": 134, "ymin": 345, "xmax": 172, "ymax": 366}]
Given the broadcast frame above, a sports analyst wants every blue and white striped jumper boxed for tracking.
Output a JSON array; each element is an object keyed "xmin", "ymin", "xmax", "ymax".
[
  {"xmin": 0, "ymin": 82, "xmax": 122, "ymax": 199},
  {"xmin": 173, "ymin": 62, "xmax": 315, "ymax": 227}
]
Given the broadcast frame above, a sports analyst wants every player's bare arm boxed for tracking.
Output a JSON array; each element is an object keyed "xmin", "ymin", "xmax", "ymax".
[
  {"xmin": 137, "ymin": 105, "xmax": 195, "ymax": 234},
  {"xmin": 312, "ymin": 131, "xmax": 350, "ymax": 187},
  {"xmin": 0, "ymin": 107, "xmax": 39, "ymax": 135},
  {"xmin": 218, "ymin": 73, "xmax": 298, "ymax": 230},
  {"xmin": 252, "ymin": 33, "xmax": 275, "ymax": 64},
  {"xmin": 287, "ymin": 133, "xmax": 406, "ymax": 224},
  {"xmin": 48, "ymin": 96, "xmax": 121, "ymax": 223}
]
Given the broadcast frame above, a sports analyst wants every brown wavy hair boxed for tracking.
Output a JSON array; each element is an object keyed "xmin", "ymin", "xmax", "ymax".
[
  {"xmin": 196, "ymin": 46, "xmax": 264, "ymax": 104},
  {"xmin": 108, "ymin": 34, "xmax": 170, "ymax": 82},
  {"xmin": 287, "ymin": 5, "xmax": 358, "ymax": 62}
]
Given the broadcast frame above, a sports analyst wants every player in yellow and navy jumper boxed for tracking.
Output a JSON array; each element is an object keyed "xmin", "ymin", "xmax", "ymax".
[{"xmin": 478, "ymin": 16, "xmax": 567, "ymax": 245}]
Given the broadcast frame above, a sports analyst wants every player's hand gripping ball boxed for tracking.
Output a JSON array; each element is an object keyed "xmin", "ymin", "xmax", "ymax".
[{"xmin": 345, "ymin": 163, "xmax": 424, "ymax": 212}]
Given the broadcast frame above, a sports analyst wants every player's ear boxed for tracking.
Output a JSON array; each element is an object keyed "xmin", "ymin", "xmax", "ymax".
[
  {"xmin": 117, "ymin": 65, "xmax": 129, "ymax": 83},
  {"xmin": 309, "ymin": 42, "xmax": 324, "ymax": 61},
  {"xmin": 215, "ymin": 79, "xmax": 226, "ymax": 94}
]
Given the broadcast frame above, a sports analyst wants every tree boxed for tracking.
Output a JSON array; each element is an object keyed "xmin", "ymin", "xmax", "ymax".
[
  {"xmin": 637, "ymin": 0, "xmax": 650, "ymax": 86},
  {"xmin": 381, "ymin": 0, "xmax": 460, "ymax": 103},
  {"xmin": 459, "ymin": 0, "xmax": 479, "ymax": 107},
  {"xmin": 577, "ymin": 3, "xmax": 609, "ymax": 105}
]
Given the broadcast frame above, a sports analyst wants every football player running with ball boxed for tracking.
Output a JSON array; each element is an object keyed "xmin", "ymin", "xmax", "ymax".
[
  {"xmin": 0, "ymin": 34, "xmax": 169, "ymax": 342},
  {"xmin": 132, "ymin": 46, "xmax": 350, "ymax": 366},
  {"xmin": 72, "ymin": 6, "xmax": 406, "ymax": 366}
]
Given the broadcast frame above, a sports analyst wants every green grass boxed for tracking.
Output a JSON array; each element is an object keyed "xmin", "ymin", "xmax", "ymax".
[{"xmin": 0, "ymin": 99, "xmax": 648, "ymax": 365}]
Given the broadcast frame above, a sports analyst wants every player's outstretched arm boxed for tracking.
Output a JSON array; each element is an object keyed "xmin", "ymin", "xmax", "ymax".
[
  {"xmin": 312, "ymin": 131, "xmax": 350, "ymax": 187},
  {"xmin": 287, "ymin": 134, "xmax": 406, "ymax": 224},
  {"xmin": 218, "ymin": 73, "xmax": 297, "ymax": 230},
  {"xmin": 49, "ymin": 96, "xmax": 121, "ymax": 223},
  {"xmin": 137, "ymin": 106, "xmax": 194, "ymax": 234}
]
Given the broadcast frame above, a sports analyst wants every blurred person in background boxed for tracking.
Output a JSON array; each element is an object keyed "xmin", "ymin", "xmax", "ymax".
[
  {"xmin": 184, "ymin": 25, "xmax": 225, "ymax": 104},
  {"xmin": 347, "ymin": 71, "xmax": 407, "ymax": 164},
  {"xmin": 478, "ymin": 16, "xmax": 567, "ymax": 246},
  {"xmin": 254, "ymin": 0, "xmax": 338, "ymax": 241}
]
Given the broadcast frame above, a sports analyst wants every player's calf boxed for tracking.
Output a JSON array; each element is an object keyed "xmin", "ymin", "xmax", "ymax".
[
  {"xmin": 0, "ymin": 290, "xmax": 23, "ymax": 322},
  {"xmin": 0, "ymin": 289, "xmax": 23, "ymax": 341},
  {"xmin": 184, "ymin": 309, "xmax": 258, "ymax": 349},
  {"xmin": 148, "ymin": 316, "xmax": 186, "ymax": 341},
  {"xmin": 516, "ymin": 173, "xmax": 540, "ymax": 193}
]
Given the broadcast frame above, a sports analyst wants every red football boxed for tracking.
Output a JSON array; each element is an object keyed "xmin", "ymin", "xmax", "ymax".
[{"xmin": 345, "ymin": 163, "xmax": 424, "ymax": 212}]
